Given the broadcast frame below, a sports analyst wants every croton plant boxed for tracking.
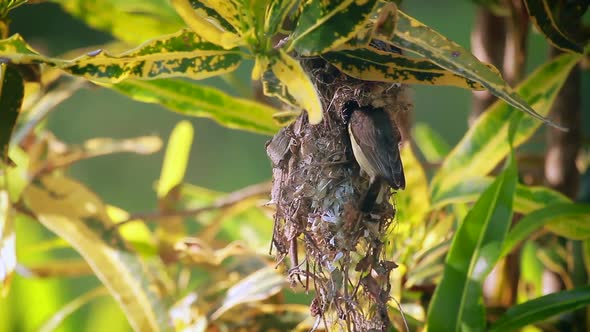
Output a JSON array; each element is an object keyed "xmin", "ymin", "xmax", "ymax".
[{"xmin": 0, "ymin": 0, "xmax": 589, "ymax": 332}]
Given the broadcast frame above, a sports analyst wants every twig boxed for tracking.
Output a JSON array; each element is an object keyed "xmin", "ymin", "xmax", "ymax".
[{"xmin": 115, "ymin": 181, "xmax": 272, "ymax": 227}]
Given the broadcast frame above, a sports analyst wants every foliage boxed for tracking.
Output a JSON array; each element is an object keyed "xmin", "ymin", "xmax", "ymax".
[{"xmin": 0, "ymin": 0, "xmax": 589, "ymax": 332}]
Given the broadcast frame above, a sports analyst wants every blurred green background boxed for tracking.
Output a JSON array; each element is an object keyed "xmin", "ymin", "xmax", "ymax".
[{"xmin": 1, "ymin": 2, "xmax": 587, "ymax": 331}]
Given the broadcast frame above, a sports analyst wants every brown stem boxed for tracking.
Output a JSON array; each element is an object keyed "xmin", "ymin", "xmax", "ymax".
[
  {"xmin": 469, "ymin": 8, "xmax": 507, "ymax": 125},
  {"xmin": 115, "ymin": 181, "xmax": 272, "ymax": 227},
  {"xmin": 544, "ymin": 47, "xmax": 581, "ymax": 199},
  {"xmin": 503, "ymin": 0, "xmax": 529, "ymax": 85}
]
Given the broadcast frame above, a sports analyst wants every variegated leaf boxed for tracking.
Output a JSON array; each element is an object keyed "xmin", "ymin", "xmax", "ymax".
[
  {"xmin": 23, "ymin": 175, "xmax": 173, "ymax": 332},
  {"xmin": 53, "ymin": 0, "xmax": 184, "ymax": 45},
  {"xmin": 377, "ymin": 9, "xmax": 566, "ymax": 130},
  {"xmin": 269, "ymin": 50, "xmax": 323, "ymax": 124},
  {"xmin": 110, "ymin": 78, "xmax": 281, "ymax": 136},
  {"xmin": 430, "ymin": 52, "xmax": 581, "ymax": 205},
  {"xmin": 524, "ymin": 0, "xmax": 586, "ymax": 53},
  {"xmin": 289, "ymin": 0, "xmax": 379, "ymax": 55},
  {"xmin": 261, "ymin": 68, "xmax": 298, "ymax": 106},
  {"xmin": 189, "ymin": 0, "xmax": 242, "ymax": 34},
  {"xmin": 264, "ymin": 0, "xmax": 298, "ymax": 36},
  {"xmin": 170, "ymin": 0, "xmax": 243, "ymax": 49},
  {"xmin": 322, "ymin": 46, "xmax": 484, "ymax": 90},
  {"xmin": 0, "ymin": 31, "xmax": 243, "ymax": 83}
]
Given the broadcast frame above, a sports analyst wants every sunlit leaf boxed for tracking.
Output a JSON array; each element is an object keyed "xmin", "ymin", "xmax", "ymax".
[
  {"xmin": 37, "ymin": 287, "xmax": 109, "ymax": 332},
  {"xmin": 23, "ymin": 175, "xmax": 173, "ymax": 332},
  {"xmin": 0, "ymin": 64, "xmax": 24, "ymax": 167},
  {"xmin": 322, "ymin": 46, "xmax": 485, "ymax": 90},
  {"xmin": 427, "ymin": 152, "xmax": 517, "ymax": 331},
  {"xmin": 413, "ymin": 123, "xmax": 450, "ymax": 163},
  {"xmin": 501, "ymin": 204, "xmax": 590, "ymax": 259},
  {"xmin": 189, "ymin": 0, "xmax": 242, "ymax": 34},
  {"xmin": 376, "ymin": 10, "xmax": 568, "ymax": 129},
  {"xmin": 170, "ymin": 0, "xmax": 243, "ymax": 49},
  {"xmin": 53, "ymin": 0, "xmax": 184, "ymax": 45},
  {"xmin": 270, "ymin": 50, "xmax": 322, "ymax": 124},
  {"xmin": 289, "ymin": 0, "xmax": 378, "ymax": 55},
  {"xmin": 490, "ymin": 286, "xmax": 590, "ymax": 332},
  {"xmin": 0, "ymin": 191, "xmax": 15, "ymax": 296},
  {"xmin": 106, "ymin": 206, "xmax": 158, "ymax": 257},
  {"xmin": 523, "ymin": 0, "xmax": 584, "ymax": 53},
  {"xmin": 210, "ymin": 266, "xmax": 286, "ymax": 319},
  {"xmin": 111, "ymin": 78, "xmax": 279, "ymax": 135},
  {"xmin": 395, "ymin": 145, "xmax": 429, "ymax": 228},
  {"xmin": 0, "ymin": 31, "xmax": 243, "ymax": 83},
  {"xmin": 157, "ymin": 121, "xmax": 193, "ymax": 198},
  {"xmin": 431, "ymin": 52, "xmax": 582, "ymax": 205},
  {"xmin": 261, "ymin": 67, "xmax": 298, "ymax": 106},
  {"xmin": 431, "ymin": 176, "xmax": 570, "ymax": 213}
]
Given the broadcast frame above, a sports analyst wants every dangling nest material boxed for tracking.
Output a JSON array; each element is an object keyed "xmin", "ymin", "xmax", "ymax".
[{"xmin": 266, "ymin": 57, "xmax": 411, "ymax": 332}]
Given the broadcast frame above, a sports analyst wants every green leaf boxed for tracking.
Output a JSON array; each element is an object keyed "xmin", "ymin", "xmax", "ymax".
[
  {"xmin": 431, "ymin": 52, "xmax": 582, "ymax": 205},
  {"xmin": 53, "ymin": 0, "xmax": 184, "ymax": 45},
  {"xmin": 523, "ymin": 0, "xmax": 584, "ymax": 53},
  {"xmin": 427, "ymin": 153, "xmax": 517, "ymax": 331},
  {"xmin": 376, "ymin": 10, "xmax": 570, "ymax": 130},
  {"xmin": 490, "ymin": 286, "xmax": 590, "ymax": 332},
  {"xmin": 0, "ymin": 64, "xmax": 24, "ymax": 167},
  {"xmin": 413, "ymin": 123, "xmax": 450, "ymax": 163},
  {"xmin": 157, "ymin": 121, "xmax": 193, "ymax": 198},
  {"xmin": 431, "ymin": 176, "xmax": 570, "ymax": 213},
  {"xmin": 289, "ymin": 0, "xmax": 379, "ymax": 55},
  {"xmin": 0, "ymin": 191, "xmax": 15, "ymax": 296},
  {"xmin": 264, "ymin": 0, "xmax": 298, "ymax": 36},
  {"xmin": 109, "ymin": 78, "xmax": 280, "ymax": 136},
  {"xmin": 269, "ymin": 50, "xmax": 322, "ymax": 124},
  {"xmin": 0, "ymin": 31, "xmax": 243, "ymax": 83},
  {"xmin": 322, "ymin": 46, "xmax": 485, "ymax": 90},
  {"xmin": 23, "ymin": 175, "xmax": 173, "ymax": 332},
  {"xmin": 502, "ymin": 204, "xmax": 590, "ymax": 258}
]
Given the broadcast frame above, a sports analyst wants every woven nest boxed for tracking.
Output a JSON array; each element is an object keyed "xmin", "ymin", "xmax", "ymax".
[{"xmin": 266, "ymin": 57, "xmax": 411, "ymax": 331}]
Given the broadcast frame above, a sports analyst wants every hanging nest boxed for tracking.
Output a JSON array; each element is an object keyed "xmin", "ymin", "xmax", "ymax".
[{"xmin": 266, "ymin": 57, "xmax": 411, "ymax": 332}]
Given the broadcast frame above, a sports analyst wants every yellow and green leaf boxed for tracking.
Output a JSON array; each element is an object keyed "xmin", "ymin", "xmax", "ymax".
[
  {"xmin": 0, "ymin": 31, "xmax": 244, "ymax": 83},
  {"xmin": 23, "ymin": 175, "xmax": 173, "ymax": 332},
  {"xmin": 269, "ymin": 50, "xmax": 322, "ymax": 124},
  {"xmin": 430, "ymin": 52, "xmax": 582, "ymax": 205},
  {"xmin": 53, "ymin": 0, "xmax": 184, "ymax": 45},
  {"xmin": 322, "ymin": 46, "xmax": 484, "ymax": 90},
  {"xmin": 523, "ymin": 0, "xmax": 585, "ymax": 53},
  {"xmin": 376, "ymin": 9, "xmax": 567, "ymax": 129},
  {"xmin": 189, "ymin": 0, "xmax": 242, "ymax": 34},
  {"xmin": 110, "ymin": 78, "xmax": 280, "ymax": 136},
  {"xmin": 430, "ymin": 176, "xmax": 570, "ymax": 214},
  {"xmin": 170, "ymin": 0, "xmax": 243, "ymax": 49},
  {"xmin": 289, "ymin": 0, "xmax": 379, "ymax": 55}
]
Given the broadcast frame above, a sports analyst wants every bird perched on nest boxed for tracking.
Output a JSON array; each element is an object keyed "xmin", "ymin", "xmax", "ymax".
[{"xmin": 342, "ymin": 100, "xmax": 405, "ymax": 212}]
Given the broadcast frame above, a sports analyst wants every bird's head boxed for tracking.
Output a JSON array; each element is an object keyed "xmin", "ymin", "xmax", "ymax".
[{"xmin": 341, "ymin": 100, "xmax": 360, "ymax": 125}]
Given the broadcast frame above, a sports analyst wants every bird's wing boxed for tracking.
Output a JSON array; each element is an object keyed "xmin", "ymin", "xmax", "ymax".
[{"xmin": 350, "ymin": 107, "xmax": 405, "ymax": 189}]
